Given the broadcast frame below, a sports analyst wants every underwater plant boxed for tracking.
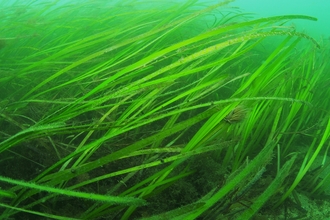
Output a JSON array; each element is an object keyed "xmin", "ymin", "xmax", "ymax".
[{"xmin": 0, "ymin": 0, "xmax": 329, "ymax": 219}]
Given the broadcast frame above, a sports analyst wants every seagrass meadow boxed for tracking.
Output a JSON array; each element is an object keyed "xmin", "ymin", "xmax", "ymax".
[{"xmin": 1, "ymin": 0, "xmax": 330, "ymax": 219}]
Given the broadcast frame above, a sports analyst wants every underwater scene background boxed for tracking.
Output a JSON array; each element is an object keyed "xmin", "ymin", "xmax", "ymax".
[
  {"xmin": 0, "ymin": 0, "xmax": 330, "ymax": 219},
  {"xmin": 233, "ymin": 0, "xmax": 330, "ymax": 40}
]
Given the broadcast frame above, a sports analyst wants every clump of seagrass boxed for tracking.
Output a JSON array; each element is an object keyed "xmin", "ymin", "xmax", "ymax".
[{"xmin": 224, "ymin": 105, "xmax": 249, "ymax": 124}]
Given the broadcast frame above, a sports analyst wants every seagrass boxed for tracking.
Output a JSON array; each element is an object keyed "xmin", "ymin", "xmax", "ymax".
[{"xmin": 0, "ymin": 0, "xmax": 329, "ymax": 219}]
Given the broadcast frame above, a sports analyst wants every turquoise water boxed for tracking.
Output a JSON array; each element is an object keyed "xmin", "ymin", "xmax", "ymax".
[
  {"xmin": 3, "ymin": 0, "xmax": 329, "ymax": 41},
  {"xmin": 232, "ymin": 0, "xmax": 330, "ymax": 40}
]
